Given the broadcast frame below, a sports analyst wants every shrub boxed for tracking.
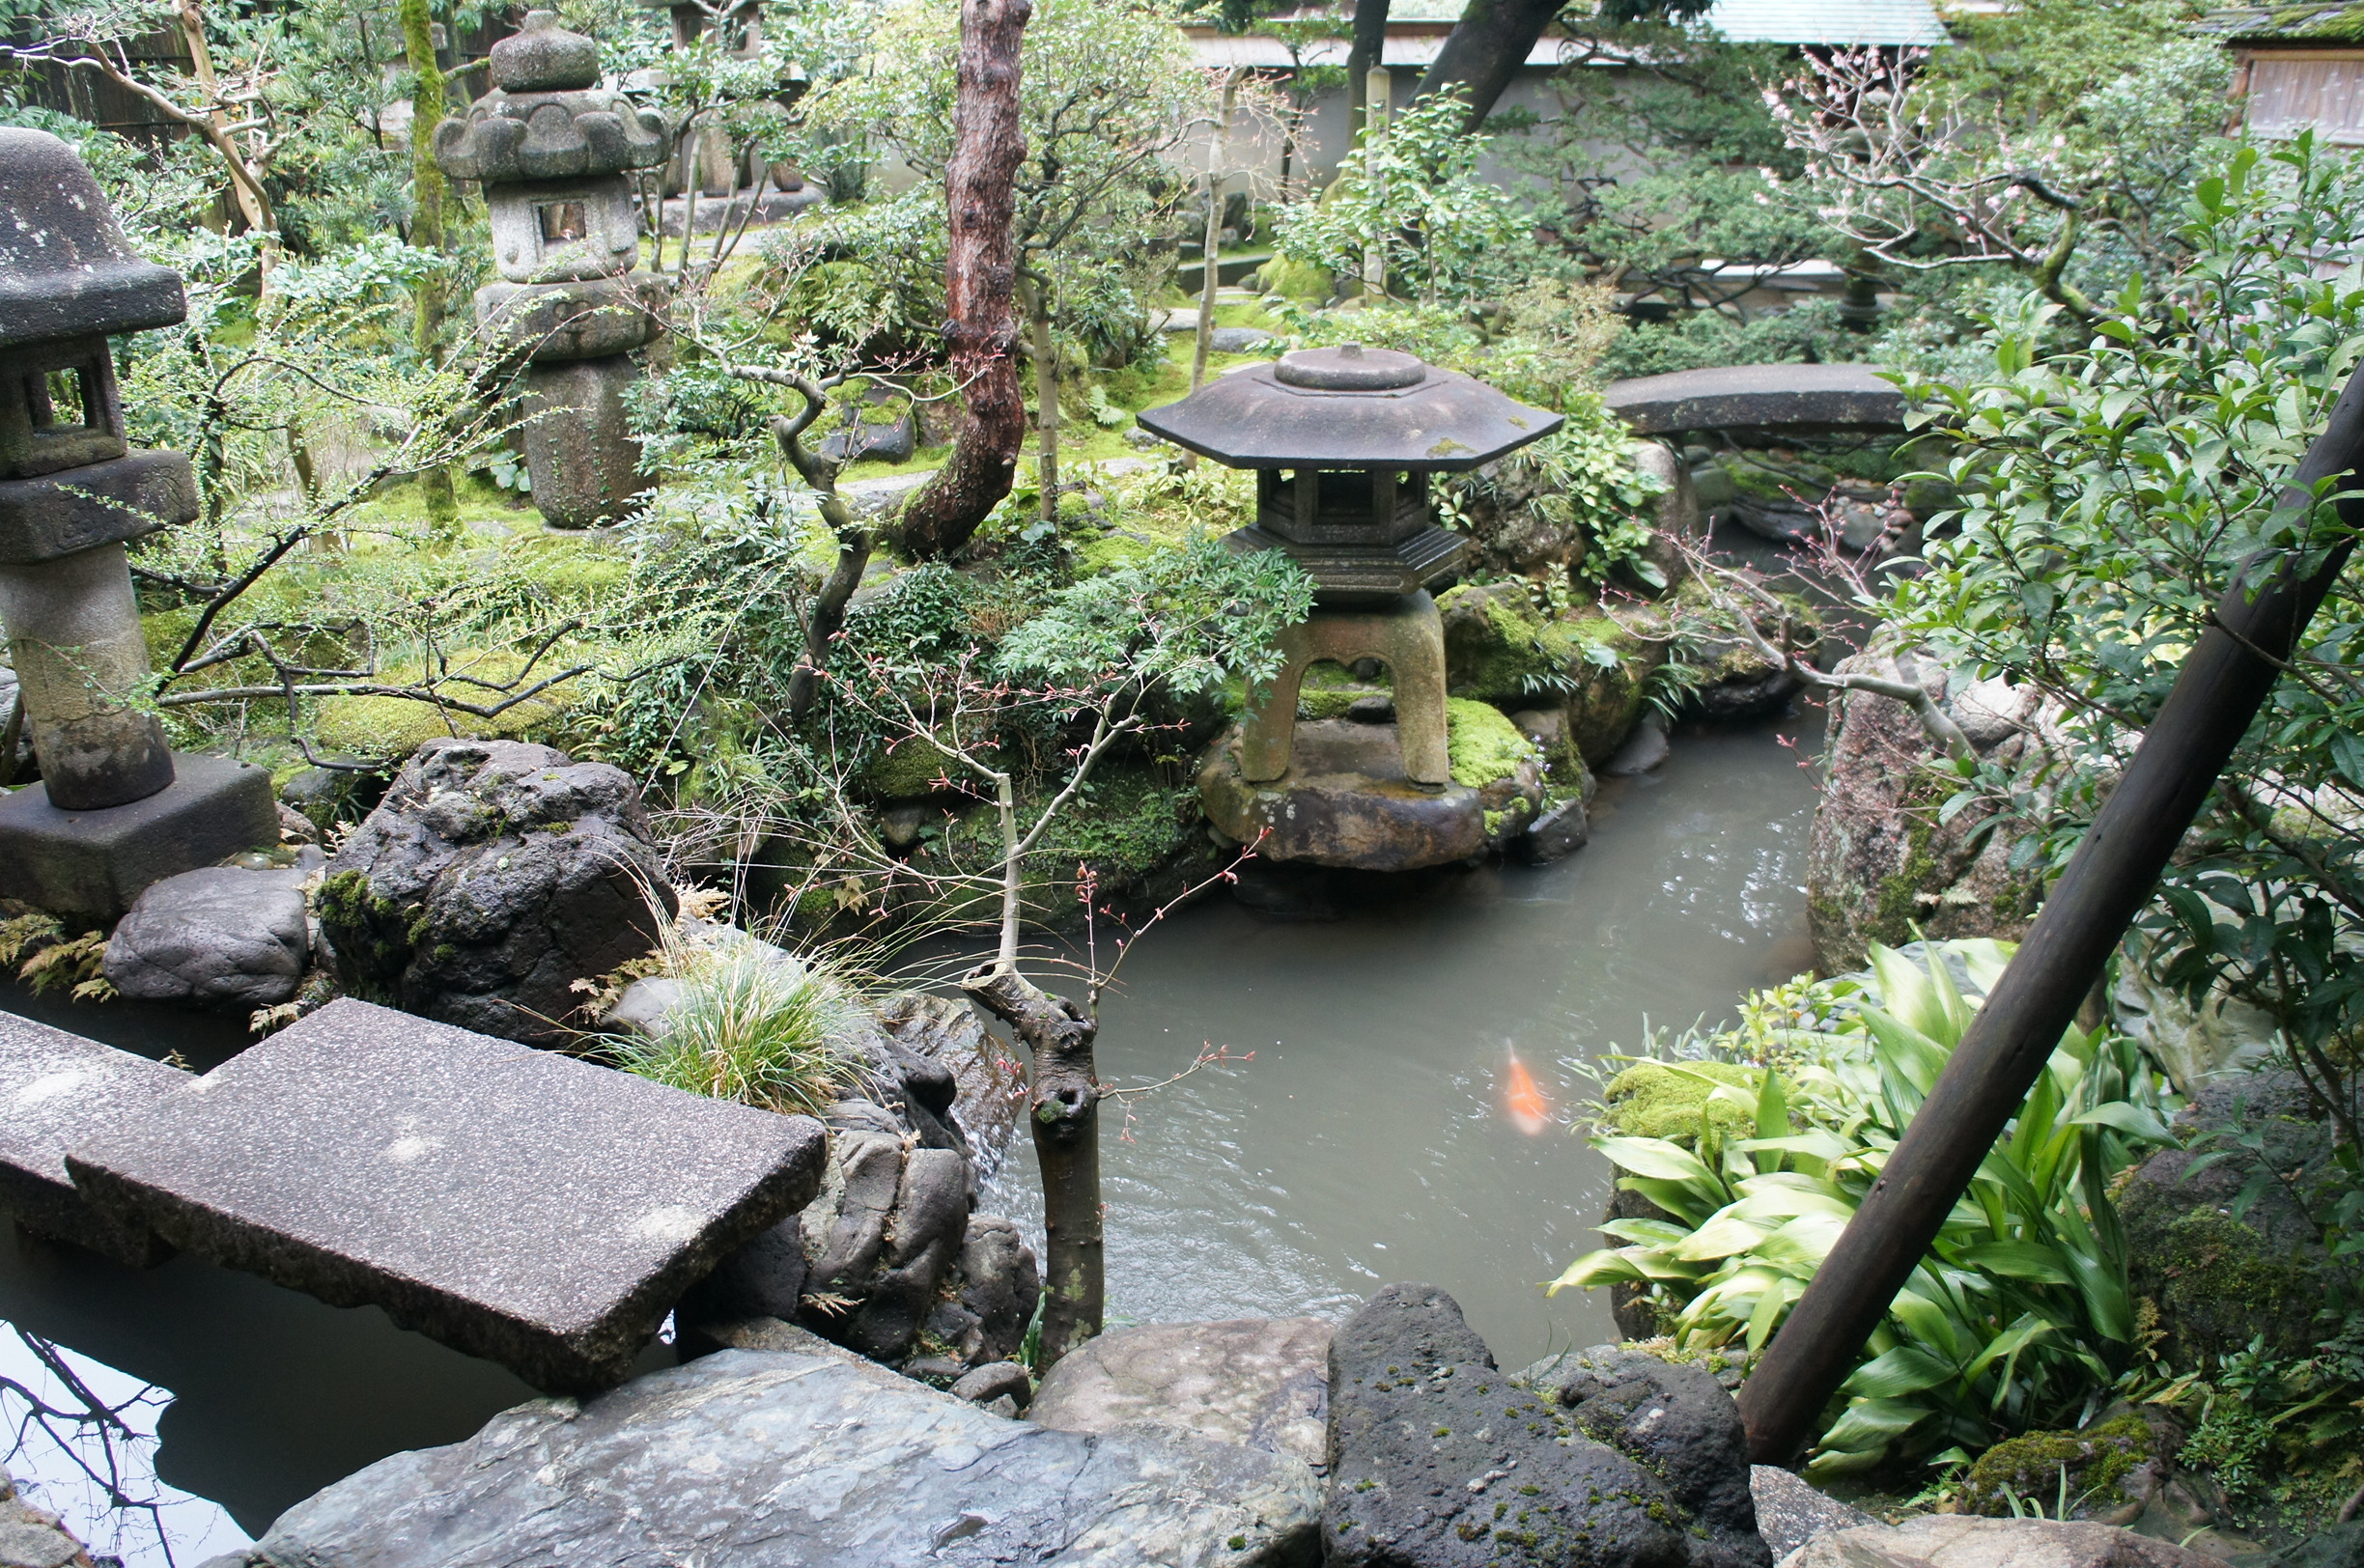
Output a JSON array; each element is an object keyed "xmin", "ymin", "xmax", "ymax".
[
  {"xmin": 613, "ymin": 941, "xmax": 861, "ymax": 1116},
  {"xmin": 1553, "ymin": 939, "xmax": 2178, "ymax": 1473}
]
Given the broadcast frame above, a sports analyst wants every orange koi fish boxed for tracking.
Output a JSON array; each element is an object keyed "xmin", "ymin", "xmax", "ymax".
[{"xmin": 1505, "ymin": 1050, "xmax": 1552, "ymax": 1135}]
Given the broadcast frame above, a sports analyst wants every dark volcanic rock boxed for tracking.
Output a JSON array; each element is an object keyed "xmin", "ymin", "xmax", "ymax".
[
  {"xmin": 318, "ymin": 738, "xmax": 675, "ymax": 1046},
  {"xmin": 245, "ymin": 1329, "xmax": 1321, "ymax": 1568},
  {"xmin": 102, "ymin": 866, "xmax": 310, "ymax": 1010},
  {"xmin": 1324, "ymin": 1283, "xmax": 1767, "ymax": 1568},
  {"xmin": 64, "ymin": 998, "xmax": 826, "ymax": 1392},
  {"xmin": 1527, "ymin": 1344, "xmax": 1761, "ymax": 1559}
]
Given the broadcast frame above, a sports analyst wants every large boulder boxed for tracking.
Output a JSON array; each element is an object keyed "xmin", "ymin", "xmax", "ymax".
[
  {"xmin": 1748, "ymin": 1468, "xmax": 1872, "ymax": 1561},
  {"xmin": 0, "ymin": 1461, "xmax": 95, "ymax": 1568},
  {"xmin": 2119, "ymin": 1070, "xmax": 2350, "ymax": 1367},
  {"xmin": 235, "ymin": 1327, "xmax": 1322, "ymax": 1568},
  {"xmin": 1198, "ymin": 716, "xmax": 1542, "ymax": 873},
  {"xmin": 1323, "ymin": 1282, "xmax": 1767, "ymax": 1568},
  {"xmin": 1804, "ymin": 645, "xmax": 2051, "ymax": 973},
  {"xmin": 102, "ymin": 865, "xmax": 310, "ymax": 1010},
  {"xmin": 1777, "ymin": 1515, "xmax": 2219, "ymax": 1568},
  {"xmin": 316, "ymin": 739, "xmax": 675, "ymax": 1046},
  {"xmin": 1031, "ymin": 1318, "xmax": 1333, "ymax": 1472}
]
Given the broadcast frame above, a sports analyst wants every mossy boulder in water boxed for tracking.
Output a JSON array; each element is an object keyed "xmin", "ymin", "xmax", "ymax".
[
  {"xmin": 1441, "ymin": 581, "xmax": 1571, "ymax": 708},
  {"xmin": 1439, "ymin": 582, "xmax": 1662, "ymax": 767}
]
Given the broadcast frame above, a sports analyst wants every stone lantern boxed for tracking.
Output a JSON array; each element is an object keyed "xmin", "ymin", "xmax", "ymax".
[
  {"xmin": 1137, "ymin": 345, "xmax": 1562, "ymax": 787},
  {"xmin": 434, "ymin": 12, "xmax": 670, "ymax": 529},
  {"xmin": 0, "ymin": 130, "xmax": 277, "ymax": 918}
]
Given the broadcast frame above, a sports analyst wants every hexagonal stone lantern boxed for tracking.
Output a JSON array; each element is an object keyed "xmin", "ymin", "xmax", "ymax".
[
  {"xmin": 1138, "ymin": 345, "xmax": 1562, "ymax": 788},
  {"xmin": 434, "ymin": 11, "xmax": 670, "ymax": 529},
  {"xmin": 0, "ymin": 130, "xmax": 278, "ymax": 918}
]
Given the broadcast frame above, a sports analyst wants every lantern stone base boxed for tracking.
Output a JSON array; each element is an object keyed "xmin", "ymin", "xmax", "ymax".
[
  {"xmin": 0, "ymin": 751, "xmax": 279, "ymax": 920},
  {"xmin": 1197, "ymin": 719, "xmax": 1541, "ymax": 873}
]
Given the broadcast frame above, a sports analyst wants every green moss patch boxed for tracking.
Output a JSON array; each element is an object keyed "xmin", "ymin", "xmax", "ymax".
[
  {"xmin": 1962, "ymin": 1416, "xmax": 2153, "ymax": 1517},
  {"xmin": 1448, "ymin": 698, "xmax": 1534, "ymax": 788},
  {"xmin": 1599, "ymin": 1060, "xmax": 1762, "ymax": 1146}
]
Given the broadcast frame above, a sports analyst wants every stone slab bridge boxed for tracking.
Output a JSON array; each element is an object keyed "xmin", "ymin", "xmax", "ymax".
[
  {"xmin": 1603, "ymin": 362, "xmax": 1907, "ymax": 437},
  {"xmin": 0, "ymin": 999, "xmax": 826, "ymax": 1391}
]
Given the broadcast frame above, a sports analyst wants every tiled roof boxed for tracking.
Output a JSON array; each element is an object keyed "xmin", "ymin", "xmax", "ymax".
[
  {"xmin": 1705, "ymin": 0, "xmax": 1950, "ymax": 45},
  {"xmin": 2193, "ymin": 3, "xmax": 2364, "ymax": 42},
  {"xmin": 1199, "ymin": 0, "xmax": 1951, "ymax": 56}
]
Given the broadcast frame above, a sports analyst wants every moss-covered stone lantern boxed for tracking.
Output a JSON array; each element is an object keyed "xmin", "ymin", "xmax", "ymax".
[
  {"xmin": 434, "ymin": 11, "xmax": 670, "ymax": 529},
  {"xmin": 0, "ymin": 129, "xmax": 277, "ymax": 917},
  {"xmin": 1137, "ymin": 345, "xmax": 1562, "ymax": 786}
]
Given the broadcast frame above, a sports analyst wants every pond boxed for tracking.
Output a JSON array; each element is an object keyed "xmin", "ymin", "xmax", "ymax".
[{"xmin": 0, "ymin": 702, "xmax": 1823, "ymax": 1565}]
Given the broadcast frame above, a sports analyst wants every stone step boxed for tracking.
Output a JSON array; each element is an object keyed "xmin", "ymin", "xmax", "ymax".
[
  {"xmin": 0, "ymin": 1009, "xmax": 187, "ymax": 1266},
  {"xmin": 63, "ymin": 997, "xmax": 828, "ymax": 1391}
]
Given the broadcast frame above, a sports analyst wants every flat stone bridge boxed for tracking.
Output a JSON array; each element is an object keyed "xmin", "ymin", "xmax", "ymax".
[
  {"xmin": 0, "ymin": 999, "xmax": 825, "ymax": 1390},
  {"xmin": 1603, "ymin": 362, "xmax": 1907, "ymax": 436}
]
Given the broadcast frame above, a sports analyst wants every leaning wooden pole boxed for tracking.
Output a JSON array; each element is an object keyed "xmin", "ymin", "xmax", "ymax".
[{"xmin": 1737, "ymin": 364, "xmax": 2364, "ymax": 1467}]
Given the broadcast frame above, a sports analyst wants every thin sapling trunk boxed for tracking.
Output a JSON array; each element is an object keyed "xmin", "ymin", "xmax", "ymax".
[
  {"xmin": 1023, "ymin": 272, "xmax": 1058, "ymax": 527},
  {"xmin": 1192, "ymin": 69, "xmax": 1243, "ymax": 395}
]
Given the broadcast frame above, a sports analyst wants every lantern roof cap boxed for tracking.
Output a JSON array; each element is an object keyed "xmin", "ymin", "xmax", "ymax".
[
  {"xmin": 0, "ymin": 129, "xmax": 186, "ymax": 352},
  {"xmin": 1136, "ymin": 345, "xmax": 1563, "ymax": 470}
]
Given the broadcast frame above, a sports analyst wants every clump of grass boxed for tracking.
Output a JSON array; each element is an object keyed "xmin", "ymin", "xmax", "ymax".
[{"xmin": 612, "ymin": 940, "xmax": 861, "ymax": 1115}]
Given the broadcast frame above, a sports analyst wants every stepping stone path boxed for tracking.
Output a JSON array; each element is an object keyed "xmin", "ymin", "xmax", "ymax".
[{"xmin": 0, "ymin": 997, "xmax": 827, "ymax": 1391}]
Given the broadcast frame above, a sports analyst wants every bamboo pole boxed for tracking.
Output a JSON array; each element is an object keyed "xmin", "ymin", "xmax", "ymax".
[{"xmin": 1736, "ymin": 365, "xmax": 2364, "ymax": 1466}]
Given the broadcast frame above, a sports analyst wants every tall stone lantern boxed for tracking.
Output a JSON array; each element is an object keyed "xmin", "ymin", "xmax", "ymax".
[
  {"xmin": 0, "ymin": 130, "xmax": 278, "ymax": 919},
  {"xmin": 1138, "ymin": 345, "xmax": 1562, "ymax": 787},
  {"xmin": 434, "ymin": 12, "xmax": 670, "ymax": 529}
]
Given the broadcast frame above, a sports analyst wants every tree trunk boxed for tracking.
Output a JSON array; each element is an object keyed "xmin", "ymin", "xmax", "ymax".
[
  {"xmin": 1023, "ymin": 274, "xmax": 1058, "ymax": 526},
  {"xmin": 1347, "ymin": 0, "xmax": 1391, "ymax": 144},
  {"xmin": 895, "ymin": 0, "xmax": 1032, "ymax": 561},
  {"xmin": 1193, "ymin": 70, "xmax": 1243, "ymax": 395},
  {"xmin": 1416, "ymin": 0, "xmax": 1563, "ymax": 130},
  {"xmin": 963, "ymin": 965, "xmax": 1103, "ymax": 1369},
  {"xmin": 400, "ymin": 0, "xmax": 458, "ymax": 529}
]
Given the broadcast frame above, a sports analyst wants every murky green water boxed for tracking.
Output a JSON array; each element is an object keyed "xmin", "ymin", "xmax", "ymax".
[
  {"xmin": 0, "ymin": 704, "xmax": 1821, "ymax": 1563},
  {"xmin": 983, "ymin": 705, "xmax": 1825, "ymax": 1367}
]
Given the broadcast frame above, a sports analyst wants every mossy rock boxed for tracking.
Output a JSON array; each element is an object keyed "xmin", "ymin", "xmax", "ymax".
[
  {"xmin": 2120, "ymin": 1072, "xmax": 2351, "ymax": 1367},
  {"xmin": 1298, "ymin": 660, "xmax": 1385, "ymax": 722},
  {"xmin": 1599, "ymin": 1060, "xmax": 1761, "ymax": 1147},
  {"xmin": 858, "ymin": 733, "xmax": 993, "ymax": 801},
  {"xmin": 1961, "ymin": 1417, "xmax": 2153, "ymax": 1518},
  {"xmin": 1256, "ymin": 254, "xmax": 1333, "ymax": 302},
  {"xmin": 1439, "ymin": 581, "xmax": 1573, "ymax": 709},
  {"xmin": 1562, "ymin": 611, "xmax": 1663, "ymax": 766},
  {"xmin": 912, "ymin": 762, "xmax": 1215, "ymax": 932},
  {"xmin": 1446, "ymin": 698, "xmax": 1534, "ymax": 790},
  {"xmin": 312, "ymin": 653, "xmax": 580, "ymax": 757}
]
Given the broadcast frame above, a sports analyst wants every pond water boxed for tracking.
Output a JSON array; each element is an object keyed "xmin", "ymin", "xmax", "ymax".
[
  {"xmin": 0, "ymin": 702, "xmax": 1823, "ymax": 1564},
  {"xmin": 981, "ymin": 704, "xmax": 1827, "ymax": 1367}
]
